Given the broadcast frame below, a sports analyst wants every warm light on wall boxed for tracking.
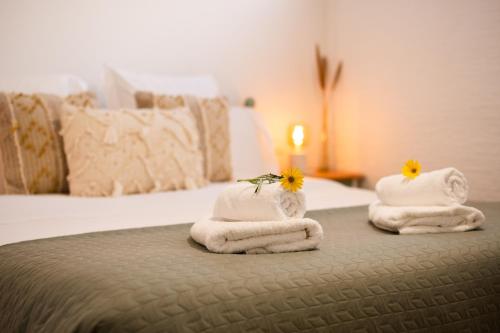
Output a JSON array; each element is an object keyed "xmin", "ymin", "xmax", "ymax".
[
  {"xmin": 292, "ymin": 125, "xmax": 305, "ymax": 151},
  {"xmin": 288, "ymin": 123, "xmax": 308, "ymax": 171},
  {"xmin": 288, "ymin": 123, "xmax": 308, "ymax": 152}
]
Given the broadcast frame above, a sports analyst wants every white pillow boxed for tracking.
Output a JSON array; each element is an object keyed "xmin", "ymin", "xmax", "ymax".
[
  {"xmin": 229, "ymin": 107, "xmax": 279, "ymax": 179},
  {"xmin": 0, "ymin": 74, "xmax": 88, "ymax": 95},
  {"xmin": 103, "ymin": 66, "xmax": 220, "ymax": 108}
]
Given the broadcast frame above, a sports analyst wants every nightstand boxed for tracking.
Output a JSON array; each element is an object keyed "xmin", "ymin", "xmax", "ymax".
[{"xmin": 309, "ymin": 170, "xmax": 365, "ymax": 187}]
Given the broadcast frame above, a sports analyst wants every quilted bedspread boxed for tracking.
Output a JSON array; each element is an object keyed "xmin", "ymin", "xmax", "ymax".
[{"xmin": 1, "ymin": 203, "xmax": 499, "ymax": 333}]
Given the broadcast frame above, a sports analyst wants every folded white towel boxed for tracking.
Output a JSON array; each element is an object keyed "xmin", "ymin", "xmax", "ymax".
[
  {"xmin": 375, "ymin": 167, "xmax": 468, "ymax": 206},
  {"xmin": 369, "ymin": 200, "xmax": 485, "ymax": 234},
  {"xmin": 190, "ymin": 217, "xmax": 323, "ymax": 254},
  {"xmin": 213, "ymin": 182, "xmax": 306, "ymax": 221}
]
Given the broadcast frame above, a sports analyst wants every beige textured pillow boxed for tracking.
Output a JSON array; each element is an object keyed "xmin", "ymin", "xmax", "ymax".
[
  {"xmin": 135, "ymin": 92, "xmax": 232, "ymax": 181},
  {"xmin": 60, "ymin": 105, "xmax": 206, "ymax": 197},
  {"xmin": 0, "ymin": 92, "xmax": 96, "ymax": 194}
]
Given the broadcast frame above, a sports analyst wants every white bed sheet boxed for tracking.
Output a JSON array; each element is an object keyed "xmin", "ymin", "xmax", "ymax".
[{"xmin": 0, "ymin": 178, "xmax": 375, "ymax": 246}]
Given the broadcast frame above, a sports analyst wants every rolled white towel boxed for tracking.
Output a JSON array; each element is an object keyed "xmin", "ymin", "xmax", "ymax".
[
  {"xmin": 376, "ymin": 167, "xmax": 469, "ymax": 206},
  {"xmin": 190, "ymin": 217, "xmax": 323, "ymax": 254},
  {"xmin": 213, "ymin": 182, "xmax": 306, "ymax": 221},
  {"xmin": 369, "ymin": 200, "xmax": 485, "ymax": 234}
]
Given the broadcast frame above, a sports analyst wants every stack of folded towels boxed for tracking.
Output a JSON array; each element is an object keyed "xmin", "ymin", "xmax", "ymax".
[
  {"xmin": 190, "ymin": 183, "xmax": 323, "ymax": 254},
  {"xmin": 369, "ymin": 168, "xmax": 485, "ymax": 234}
]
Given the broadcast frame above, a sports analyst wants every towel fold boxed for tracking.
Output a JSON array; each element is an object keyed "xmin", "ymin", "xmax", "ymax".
[
  {"xmin": 369, "ymin": 200, "xmax": 485, "ymax": 234},
  {"xmin": 213, "ymin": 182, "xmax": 306, "ymax": 221},
  {"xmin": 375, "ymin": 167, "xmax": 468, "ymax": 206},
  {"xmin": 190, "ymin": 217, "xmax": 323, "ymax": 254}
]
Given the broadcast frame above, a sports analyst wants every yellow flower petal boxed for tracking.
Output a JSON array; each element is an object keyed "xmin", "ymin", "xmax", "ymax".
[
  {"xmin": 280, "ymin": 167, "xmax": 304, "ymax": 192},
  {"xmin": 401, "ymin": 160, "xmax": 421, "ymax": 180}
]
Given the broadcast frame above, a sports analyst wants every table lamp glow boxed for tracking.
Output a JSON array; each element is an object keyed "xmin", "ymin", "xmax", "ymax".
[{"xmin": 289, "ymin": 124, "xmax": 307, "ymax": 171}]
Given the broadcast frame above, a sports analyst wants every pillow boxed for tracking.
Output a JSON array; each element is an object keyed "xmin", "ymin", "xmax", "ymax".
[
  {"xmin": 0, "ymin": 150, "xmax": 5, "ymax": 194},
  {"xmin": 135, "ymin": 92, "xmax": 232, "ymax": 182},
  {"xmin": 229, "ymin": 107, "xmax": 280, "ymax": 179},
  {"xmin": 104, "ymin": 66, "xmax": 219, "ymax": 109},
  {"xmin": 0, "ymin": 92, "xmax": 96, "ymax": 194},
  {"xmin": 0, "ymin": 74, "xmax": 88, "ymax": 95},
  {"xmin": 60, "ymin": 105, "xmax": 206, "ymax": 197}
]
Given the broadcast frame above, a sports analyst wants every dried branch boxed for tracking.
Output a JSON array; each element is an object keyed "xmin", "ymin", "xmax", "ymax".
[
  {"xmin": 331, "ymin": 61, "xmax": 343, "ymax": 91},
  {"xmin": 315, "ymin": 45, "xmax": 328, "ymax": 90}
]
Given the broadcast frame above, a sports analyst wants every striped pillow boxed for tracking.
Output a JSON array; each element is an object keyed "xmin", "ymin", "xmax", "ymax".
[{"xmin": 0, "ymin": 92, "xmax": 96, "ymax": 194}]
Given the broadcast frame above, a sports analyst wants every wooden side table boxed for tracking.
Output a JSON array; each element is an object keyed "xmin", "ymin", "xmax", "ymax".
[{"xmin": 309, "ymin": 170, "xmax": 365, "ymax": 187}]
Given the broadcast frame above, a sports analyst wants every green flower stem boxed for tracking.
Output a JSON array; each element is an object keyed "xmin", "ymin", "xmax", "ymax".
[{"xmin": 237, "ymin": 173, "xmax": 284, "ymax": 193}]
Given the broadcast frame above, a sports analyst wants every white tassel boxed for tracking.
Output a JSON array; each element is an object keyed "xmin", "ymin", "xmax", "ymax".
[
  {"xmin": 184, "ymin": 177, "xmax": 198, "ymax": 190},
  {"xmin": 104, "ymin": 126, "xmax": 118, "ymax": 145},
  {"xmin": 112, "ymin": 180, "xmax": 123, "ymax": 197},
  {"xmin": 150, "ymin": 180, "xmax": 162, "ymax": 193}
]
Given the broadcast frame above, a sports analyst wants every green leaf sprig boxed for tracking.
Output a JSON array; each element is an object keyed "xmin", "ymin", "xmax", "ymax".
[{"xmin": 237, "ymin": 173, "xmax": 283, "ymax": 194}]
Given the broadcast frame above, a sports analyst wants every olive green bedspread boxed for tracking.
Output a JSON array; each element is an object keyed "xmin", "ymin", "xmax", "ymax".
[{"xmin": 1, "ymin": 203, "xmax": 499, "ymax": 333}]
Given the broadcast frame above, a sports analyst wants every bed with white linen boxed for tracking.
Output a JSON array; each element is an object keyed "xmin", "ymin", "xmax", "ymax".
[
  {"xmin": 0, "ymin": 177, "xmax": 375, "ymax": 246},
  {"xmin": 1, "ymin": 72, "xmax": 499, "ymax": 333}
]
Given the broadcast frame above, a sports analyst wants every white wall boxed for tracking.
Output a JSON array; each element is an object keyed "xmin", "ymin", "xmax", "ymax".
[
  {"xmin": 326, "ymin": 0, "xmax": 500, "ymax": 201},
  {"xmin": 0, "ymin": 0, "xmax": 327, "ymax": 170}
]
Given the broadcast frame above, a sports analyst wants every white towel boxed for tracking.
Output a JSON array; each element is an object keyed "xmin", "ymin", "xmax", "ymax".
[
  {"xmin": 375, "ymin": 167, "xmax": 468, "ymax": 206},
  {"xmin": 190, "ymin": 217, "xmax": 323, "ymax": 254},
  {"xmin": 369, "ymin": 200, "xmax": 485, "ymax": 234},
  {"xmin": 213, "ymin": 182, "xmax": 306, "ymax": 221}
]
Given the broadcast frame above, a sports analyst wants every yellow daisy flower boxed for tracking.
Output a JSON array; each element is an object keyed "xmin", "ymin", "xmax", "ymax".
[
  {"xmin": 280, "ymin": 168, "xmax": 304, "ymax": 192},
  {"xmin": 402, "ymin": 160, "xmax": 421, "ymax": 180}
]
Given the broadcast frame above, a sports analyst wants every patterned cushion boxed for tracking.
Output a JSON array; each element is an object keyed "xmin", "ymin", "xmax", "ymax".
[
  {"xmin": 0, "ymin": 92, "xmax": 96, "ymax": 194},
  {"xmin": 135, "ymin": 91, "xmax": 232, "ymax": 181},
  {"xmin": 60, "ymin": 105, "xmax": 206, "ymax": 197}
]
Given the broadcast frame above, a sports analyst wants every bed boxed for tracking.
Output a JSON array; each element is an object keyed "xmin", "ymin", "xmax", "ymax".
[
  {"xmin": 1, "ymin": 72, "xmax": 499, "ymax": 332},
  {"xmin": 1, "ymin": 180, "xmax": 499, "ymax": 332}
]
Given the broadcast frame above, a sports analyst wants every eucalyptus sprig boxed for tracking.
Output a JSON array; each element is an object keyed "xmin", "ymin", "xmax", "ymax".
[{"xmin": 237, "ymin": 173, "xmax": 283, "ymax": 194}]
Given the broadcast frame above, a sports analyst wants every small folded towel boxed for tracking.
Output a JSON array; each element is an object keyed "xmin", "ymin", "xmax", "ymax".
[
  {"xmin": 369, "ymin": 200, "xmax": 485, "ymax": 234},
  {"xmin": 213, "ymin": 182, "xmax": 306, "ymax": 221},
  {"xmin": 190, "ymin": 217, "xmax": 323, "ymax": 254},
  {"xmin": 376, "ymin": 167, "xmax": 468, "ymax": 206}
]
